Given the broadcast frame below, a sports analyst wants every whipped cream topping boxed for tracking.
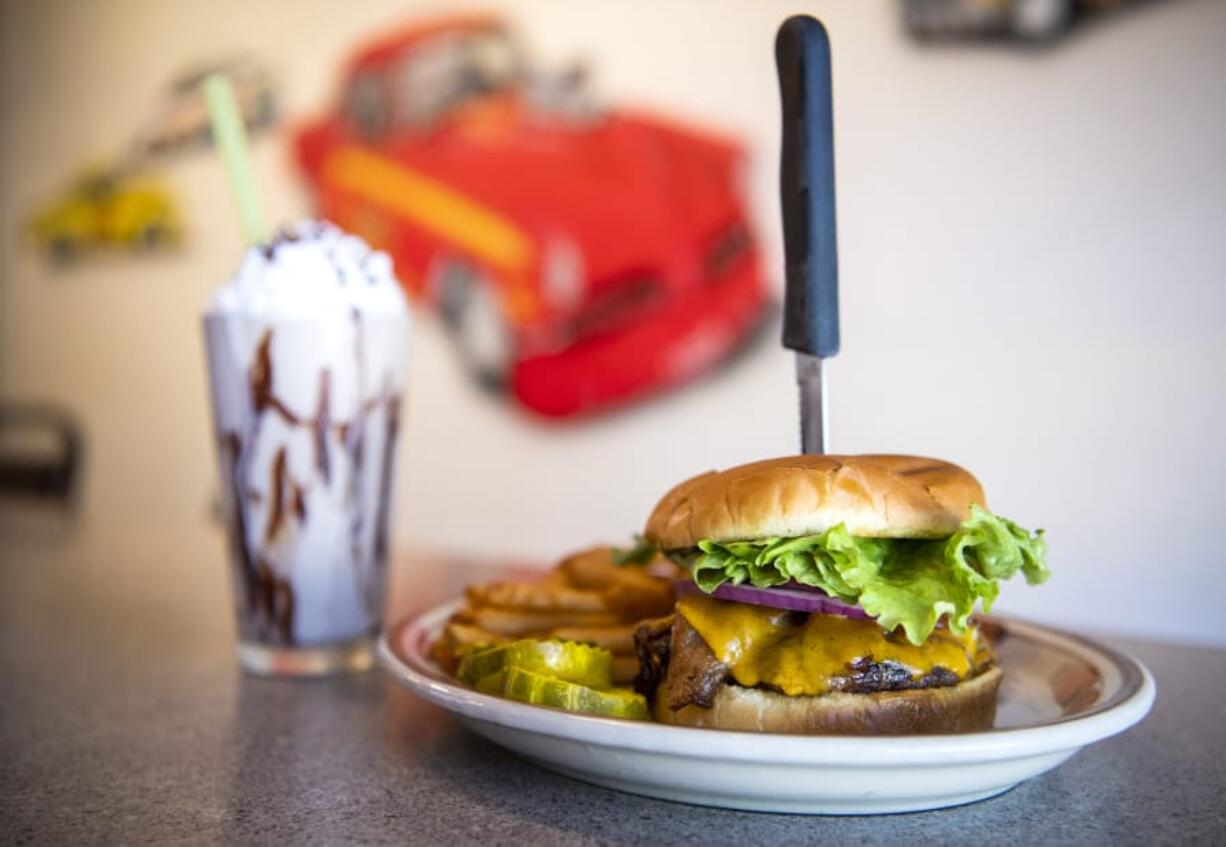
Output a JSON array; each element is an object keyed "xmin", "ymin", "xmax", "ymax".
[{"xmin": 208, "ymin": 220, "xmax": 409, "ymax": 319}]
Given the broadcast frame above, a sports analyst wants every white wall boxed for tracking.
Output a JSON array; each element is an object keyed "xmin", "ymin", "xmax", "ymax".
[{"xmin": 2, "ymin": 0, "xmax": 1224, "ymax": 645}]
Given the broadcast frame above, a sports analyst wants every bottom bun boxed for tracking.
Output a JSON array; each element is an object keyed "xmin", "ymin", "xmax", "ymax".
[{"xmin": 653, "ymin": 666, "xmax": 1003, "ymax": 735}]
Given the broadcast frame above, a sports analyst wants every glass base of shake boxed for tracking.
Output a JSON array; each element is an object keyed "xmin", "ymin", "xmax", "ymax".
[{"xmin": 203, "ymin": 221, "xmax": 409, "ymax": 676}]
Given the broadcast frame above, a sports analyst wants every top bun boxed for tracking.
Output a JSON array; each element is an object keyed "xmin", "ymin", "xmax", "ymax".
[{"xmin": 645, "ymin": 455, "xmax": 986, "ymax": 550}]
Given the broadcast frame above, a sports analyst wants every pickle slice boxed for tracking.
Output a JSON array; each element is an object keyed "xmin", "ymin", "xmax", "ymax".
[
  {"xmin": 458, "ymin": 639, "xmax": 613, "ymax": 689},
  {"xmin": 473, "ymin": 670, "xmax": 507, "ymax": 696},
  {"xmin": 498, "ymin": 667, "xmax": 648, "ymax": 720}
]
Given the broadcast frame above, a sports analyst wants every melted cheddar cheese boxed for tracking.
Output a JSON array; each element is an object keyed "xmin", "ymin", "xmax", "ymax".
[{"xmin": 676, "ymin": 594, "xmax": 991, "ymax": 697}]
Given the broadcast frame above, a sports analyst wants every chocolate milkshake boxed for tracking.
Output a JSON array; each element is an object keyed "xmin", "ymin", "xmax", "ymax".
[{"xmin": 204, "ymin": 221, "xmax": 409, "ymax": 675}]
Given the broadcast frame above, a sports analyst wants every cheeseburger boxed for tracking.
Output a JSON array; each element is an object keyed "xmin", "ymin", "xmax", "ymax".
[{"xmin": 634, "ymin": 455, "xmax": 1048, "ymax": 734}]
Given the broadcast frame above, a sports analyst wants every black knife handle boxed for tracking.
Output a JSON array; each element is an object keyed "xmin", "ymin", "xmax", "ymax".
[{"xmin": 777, "ymin": 15, "xmax": 839, "ymax": 358}]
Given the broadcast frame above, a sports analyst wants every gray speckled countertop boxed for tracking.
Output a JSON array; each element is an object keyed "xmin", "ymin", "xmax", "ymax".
[{"xmin": 2, "ymin": 524, "xmax": 1223, "ymax": 845}]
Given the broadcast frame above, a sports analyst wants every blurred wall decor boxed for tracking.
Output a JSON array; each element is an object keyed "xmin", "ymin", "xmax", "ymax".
[
  {"xmin": 0, "ymin": 402, "xmax": 82, "ymax": 504},
  {"xmin": 28, "ymin": 161, "xmax": 183, "ymax": 264},
  {"xmin": 901, "ymin": 0, "xmax": 1137, "ymax": 43},
  {"xmin": 24, "ymin": 53, "xmax": 277, "ymax": 266},
  {"xmin": 136, "ymin": 54, "xmax": 277, "ymax": 158},
  {"xmin": 294, "ymin": 13, "xmax": 770, "ymax": 419}
]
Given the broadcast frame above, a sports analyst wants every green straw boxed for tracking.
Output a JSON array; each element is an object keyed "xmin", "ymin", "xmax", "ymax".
[{"xmin": 204, "ymin": 73, "xmax": 267, "ymax": 245}]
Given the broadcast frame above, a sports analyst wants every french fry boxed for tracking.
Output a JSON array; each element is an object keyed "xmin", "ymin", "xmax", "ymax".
[
  {"xmin": 602, "ymin": 581, "xmax": 675, "ymax": 621},
  {"xmin": 557, "ymin": 546, "xmax": 625, "ymax": 590},
  {"xmin": 433, "ymin": 545, "xmax": 682, "ymax": 693},
  {"xmin": 560, "ymin": 545, "xmax": 684, "ymax": 589},
  {"xmin": 561, "ymin": 549, "xmax": 686, "ymax": 615},
  {"xmin": 611, "ymin": 655, "xmax": 639, "ymax": 685},
  {"xmin": 558, "ymin": 547, "xmax": 678, "ymax": 618},
  {"xmin": 548, "ymin": 622, "xmax": 640, "ymax": 654},
  {"xmin": 466, "ymin": 605, "xmax": 623, "ymax": 637},
  {"xmin": 466, "ymin": 581, "xmax": 609, "ymax": 612},
  {"xmin": 444, "ymin": 621, "xmax": 506, "ymax": 652},
  {"xmin": 431, "ymin": 621, "xmax": 507, "ymax": 672}
]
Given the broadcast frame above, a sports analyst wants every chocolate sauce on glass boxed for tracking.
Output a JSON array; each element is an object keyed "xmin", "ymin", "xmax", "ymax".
[{"xmin": 214, "ymin": 318, "xmax": 403, "ymax": 647}]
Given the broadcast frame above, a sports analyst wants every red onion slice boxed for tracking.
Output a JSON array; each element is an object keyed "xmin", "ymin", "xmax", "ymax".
[{"xmin": 674, "ymin": 579, "xmax": 871, "ymax": 620}]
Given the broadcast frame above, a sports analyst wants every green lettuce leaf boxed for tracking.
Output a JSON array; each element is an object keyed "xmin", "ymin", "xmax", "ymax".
[
  {"xmin": 689, "ymin": 505, "xmax": 1048, "ymax": 645},
  {"xmin": 613, "ymin": 534, "xmax": 657, "ymax": 567}
]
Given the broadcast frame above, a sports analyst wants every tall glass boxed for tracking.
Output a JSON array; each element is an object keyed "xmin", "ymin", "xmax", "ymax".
[{"xmin": 203, "ymin": 227, "xmax": 409, "ymax": 675}]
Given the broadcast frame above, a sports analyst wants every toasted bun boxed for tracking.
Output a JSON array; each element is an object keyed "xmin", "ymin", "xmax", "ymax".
[
  {"xmin": 645, "ymin": 455, "xmax": 985, "ymax": 550},
  {"xmin": 653, "ymin": 665, "xmax": 1002, "ymax": 735}
]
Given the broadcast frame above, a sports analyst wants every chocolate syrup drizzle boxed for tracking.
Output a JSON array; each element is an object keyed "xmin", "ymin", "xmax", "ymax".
[{"xmin": 219, "ymin": 311, "xmax": 401, "ymax": 646}]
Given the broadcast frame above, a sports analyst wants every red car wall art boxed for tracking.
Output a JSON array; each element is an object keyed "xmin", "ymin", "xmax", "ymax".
[{"xmin": 296, "ymin": 14, "xmax": 769, "ymax": 419}]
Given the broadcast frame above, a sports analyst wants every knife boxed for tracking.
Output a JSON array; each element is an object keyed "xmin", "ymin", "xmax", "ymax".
[{"xmin": 776, "ymin": 15, "xmax": 839, "ymax": 455}]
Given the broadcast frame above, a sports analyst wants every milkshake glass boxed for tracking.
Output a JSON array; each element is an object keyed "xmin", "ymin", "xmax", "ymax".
[{"xmin": 203, "ymin": 221, "xmax": 409, "ymax": 675}]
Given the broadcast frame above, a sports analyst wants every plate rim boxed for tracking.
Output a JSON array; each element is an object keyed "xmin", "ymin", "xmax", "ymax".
[{"xmin": 378, "ymin": 599, "xmax": 1155, "ymax": 766}]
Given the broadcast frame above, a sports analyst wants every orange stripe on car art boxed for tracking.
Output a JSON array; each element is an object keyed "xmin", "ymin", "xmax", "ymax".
[{"xmin": 321, "ymin": 147, "xmax": 535, "ymax": 273}]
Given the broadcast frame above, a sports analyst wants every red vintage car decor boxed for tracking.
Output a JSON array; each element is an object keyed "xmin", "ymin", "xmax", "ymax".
[{"xmin": 295, "ymin": 14, "xmax": 769, "ymax": 418}]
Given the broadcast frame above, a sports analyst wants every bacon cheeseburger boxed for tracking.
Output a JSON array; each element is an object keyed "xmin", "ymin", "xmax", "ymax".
[{"xmin": 634, "ymin": 455, "xmax": 1049, "ymax": 734}]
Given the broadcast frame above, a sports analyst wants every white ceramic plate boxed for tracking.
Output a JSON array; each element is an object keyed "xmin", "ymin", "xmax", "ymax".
[{"xmin": 379, "ymin": 601, "xmax": 1154, "ymax": 815}]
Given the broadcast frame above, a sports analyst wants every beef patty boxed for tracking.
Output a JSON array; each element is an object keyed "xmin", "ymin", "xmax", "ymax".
[{"xmin": 634, "ymin": 615, "xmax": 975, "ymax": 711}]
